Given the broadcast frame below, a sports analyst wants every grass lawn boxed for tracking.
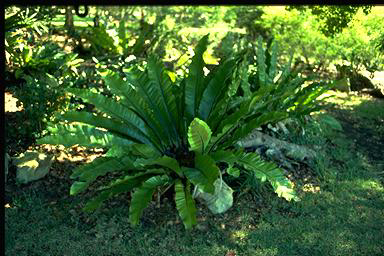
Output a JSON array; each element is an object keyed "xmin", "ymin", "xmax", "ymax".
[{"xmin": 5, "ymin": 92, "xmax": 384, "ymax": 256}]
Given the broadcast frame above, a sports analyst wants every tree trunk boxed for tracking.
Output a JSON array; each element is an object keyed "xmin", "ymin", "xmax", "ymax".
[{"xmin": 65, "ymin": 6, "xmax": 74, "ymax": 31}]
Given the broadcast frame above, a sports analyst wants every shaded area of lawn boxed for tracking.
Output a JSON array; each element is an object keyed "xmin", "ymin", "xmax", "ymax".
[
  {"xmin": 5, "ymin": 173, "xmax": 383, "ymax": 255},
  {"xmin": 244, "ymin": 179, "xmax": 384, "ymax": 256}
]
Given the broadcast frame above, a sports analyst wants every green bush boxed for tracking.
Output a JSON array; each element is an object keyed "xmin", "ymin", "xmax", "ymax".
[
  {"xmin": 80, "ymin": 25, "xmax": 119, "ymax": 56},
  {"xmin": 245, "ymin": 36, "xmax": 331, "ymax": 122},
  {"xmin": 12, "ymin": 42, "xmax": 83, "ymax": 79},
  {"xmin": 38, "ymin": 35, "xmax": 299, "ymax": 229},
  {"xmin": 10, "ymin": 74, "xmax": 70, "ymax": 140},
  {"xmin": 260, "ymin": 6, "xmax": 384, "ymax": 75}
]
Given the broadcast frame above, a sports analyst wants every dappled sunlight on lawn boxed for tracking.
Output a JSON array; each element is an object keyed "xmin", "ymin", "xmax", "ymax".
[
  {"xmin": 351, "ymin": 179, "xmax": 384, "ymax": 192},
  {"xmin": 39, "ymin": 144, "xmax": 105, "ymax": 163},
  {"xmin": 321, "ymin": 91, "xmax": 368, "ymax": 109}
]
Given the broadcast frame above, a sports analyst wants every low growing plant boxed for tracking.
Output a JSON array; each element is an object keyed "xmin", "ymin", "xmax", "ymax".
[
  {"xmin": 10, "ymin": 42, "xmax": 83, "ymax": 79},
  {"xmin": 38, "ymin": 35, "xmax": 298, "ymax": 229},
  {"xmin": 10, "ymin": 73, "xmax": 71, "ymax": 140}
]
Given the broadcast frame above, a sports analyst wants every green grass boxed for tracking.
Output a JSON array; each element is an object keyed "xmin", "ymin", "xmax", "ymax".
[
  {"xmin": 50, "ymin": 16, "xmax": 94, "ymax": 28},
  {"xmin": 5, "ymin": 92, "xmax": 384, "ymax": 255}
]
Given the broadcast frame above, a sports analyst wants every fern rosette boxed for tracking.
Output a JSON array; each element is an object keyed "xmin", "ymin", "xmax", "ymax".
[{"xmin": 38, "ymin": 35, "xmax": 300, "ymax": 229}]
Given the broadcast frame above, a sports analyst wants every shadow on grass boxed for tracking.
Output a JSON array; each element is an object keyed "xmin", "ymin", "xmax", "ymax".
[
  {"xmin": 5, "ymin": 170, "xmax": 384, "ymax": 256},
  {"xmin": 245, "ymin": 179, "xmax": 384, "ymax": 255}
]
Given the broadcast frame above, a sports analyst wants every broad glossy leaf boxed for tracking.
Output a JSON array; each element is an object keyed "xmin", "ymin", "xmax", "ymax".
[
  {"xmin": 174, "ymin": 180, "xmax": 197, "ymax": 229},
  {"xmin": 195, "ymin": 153, "xmax": 220, "ymax": 189},
  {"xmin": 188, "ymin": 118, "xmax": 212, "ymax": 154},
  {"xmin": 182, "ymin": 167, "xmax": 215, "ymax": 194},
  {"xmin": 129, "ymin": 175, "xmax": 170, "ymax": 225},
  {"xmin": 195, "ymin": 179, "xmax": 233, "ymax": 214},
  {"xmin": 134, "ymin": 155, "xmax": 182, "ymax": 176}
]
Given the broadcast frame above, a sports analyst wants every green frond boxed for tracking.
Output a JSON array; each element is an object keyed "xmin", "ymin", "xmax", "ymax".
[
  {"xmin": 102, "ymin": 169, "xmax": 166, "ymax": 190},
  {"xmin": 134, "ymin": 155, "xmax": 182, "ymax": 177},
  {"xmin": 233, "ymin": 151, "xmax": 299, "ymax": 201},
  {"xmin": 130, "ymin": 144, "xmax": 162, "ymax": 159},
  {"xmin": 210, "ymin": 150, "xmax": 237, "ymax": 165},
  {"xmin": 83, "ymin": 169, "xmax": 166, "ymax": 212},
  {"xmin": 277, "ymin": 52, "xmax": 294, "ymax": 84},
  {"xmin": 67, "ymin": 88, "xmax": 148, "ymax": 136},
  {"xmin": 70, "ymin": 156, "xmax": 135, "ymax": 195},
  {"xmin": 206, "ymin": 96, "xmax": 230, "ymax": 132},
  {"xmin": 129, "ymin": 175, "xmax": 170, "ymax": 226},
  {"xmin": 174, "ymin": 179, "xmax": 197, "ymax": 230},
  {"xmin": 37, "ymin": 124, "xmax": 134, "ymax": 148},
  {"xmin": 237, "ymin": 58, "xmax": 252, "ymax": 98},
  {"xmin": 60, "ymin": 111, "xmax": 154, "ymax": 146},
  {"xmin": 268, "ymin": 40, "xmax": 278, "ymax": 83},
  {"xmin": 198, "ymin": 58, "xmax": 236, "ymax": 120},
  {"xmin": 182, "ymin": 154, "xmax": 220, "ymax": 195},
  {"xmin": 188, "ymin": 118, "xmax": 212, "ymax": 154},
  {"xmin": 185, "ymin": 34, "xmax": 209, "ymax": 122},
  {"xmin": 105, "ymin": 144, "xmax": 162, "ymax": 159},
  {"xmin": 227, "ymin": 166, "xmax": 240, "ymax": 177},
  {"xmin": 103, "ymin": 71, "xmax": 165, "ymax": 149},
  {"xmin": 182, "ymin": 167, "xmax": 215, "ymax": 194},
  {"xmin": 228, "ymin": 111, "xmax": 288, "ymax": 146},
  {"xmin": 257, "ymin": 36, "xmax": 267, "ymax": 87},
  {"xmin": 147, "ymin": 55, "xmax": 180, "ymax": 145},
  {"xmin": 208, "ymin": 101, "xmax": 250, "ymax": 150},
  {"xmin": 126, "ymin": 67, "xmax": 175, "ymax": 147},
  {"xmin": 195, "ymin": 153, "xmax": 220, "ymax": 190}
]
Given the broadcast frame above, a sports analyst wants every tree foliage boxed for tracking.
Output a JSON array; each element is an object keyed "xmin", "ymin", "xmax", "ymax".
[{"xmin": 287, "ymin": 5, "xmax": 372, "ymax": 37}]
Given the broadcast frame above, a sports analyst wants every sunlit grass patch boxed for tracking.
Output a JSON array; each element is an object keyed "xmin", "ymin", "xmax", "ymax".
[
  {"xmin": 51, "ymin": 21, "xmax": 92, "ymax": 27},
  {"xmin": 321, "ymin": 91, "xmax": 366, "ymax": 108}
]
